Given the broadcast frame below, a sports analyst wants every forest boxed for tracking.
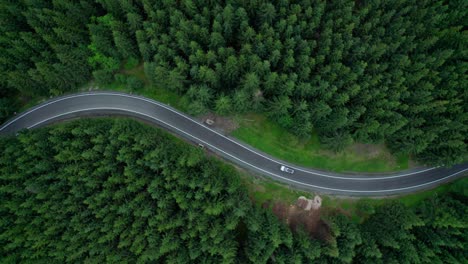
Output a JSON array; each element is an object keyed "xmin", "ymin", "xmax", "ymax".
[
  {"xmin": 1, "ymin": 118, "xmax": 467, "ymax": 263},
  {"xmin": 0, "ymin": 0, "xmax": 466, "ymax": 166}
]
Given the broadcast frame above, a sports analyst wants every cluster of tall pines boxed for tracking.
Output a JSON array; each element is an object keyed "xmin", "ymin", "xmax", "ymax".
[
  {"xmin": 0, "ymin": 0, "xmax": 466, "ymax": 165},
  {"xmin": 1, "ymin": 119, "xmax": 467, "ymax": 263}
]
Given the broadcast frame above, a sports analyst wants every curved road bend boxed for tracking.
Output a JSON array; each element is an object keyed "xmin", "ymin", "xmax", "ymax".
[{"xmin": 0, "ymin": 91, "xmax": 466, "ymax": 196}]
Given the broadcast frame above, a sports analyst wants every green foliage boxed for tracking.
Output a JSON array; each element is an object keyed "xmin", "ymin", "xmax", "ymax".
[
  {"xmin": 354, "ymin": 195, "xmax": 468, "ymax": 264},
  {"xmin": 0, "ymin": 96, "xmax": 17, "ymax": 124},
  {"xmin": 356, "ymin": 199, "xmax": 376, "ymax": 216},
  {"xmin": 1, "ymin": 0, "xmax": 466, "ymax": 165},
  {"xmin": 92, "ymin": 69, "xmax": 113, "ymax": 86},
  {"xmin": 214, "ymin": 95, "xmax": 232, "ymax": 115},
  {"xmin": 114, "ymin": 73, "xmax": 127, "ymax": 84},
  {"xmin": 0, "ymin": 1, "xmax": 96, "ymax": 97},
  {"xmin": 320, "ymin": 132, "xmax": 354, "ymax": 153},
  {"xmin": 323, "ymin": 214, "xmax": 362, "ymax": 263},
  {"xmin": 0, "ymin": 119, "xmax": 252, "ymax": 262},
  {"xmin": 124, "ymin": 57, "xmax": 139, "ymax": 70},
  {"xmin": 232, "ymin": 114, "xmax": 409, "ymax": 173},
  {"xmin": 0, "ymin": 118, "xmax": 466, "ymax": 263},
  {"xmin": 126, "ymin": 0, "xmax": 466, "ymax": 165},
  {"xmin": 126, "ymin": 76, "xmax": 144, "ymax": 91}
]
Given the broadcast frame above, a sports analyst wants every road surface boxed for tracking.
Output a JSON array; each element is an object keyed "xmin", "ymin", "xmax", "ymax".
[{"xmin": 1, "ymin": 91, "xmax": 466, "ymax": 196}]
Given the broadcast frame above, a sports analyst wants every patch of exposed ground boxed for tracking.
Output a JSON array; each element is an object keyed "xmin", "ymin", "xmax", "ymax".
[
  {"xmin": 266, "ymin": 198, "xmax": 332, "ymax": 242},
  {"xmin": 199, "ymin": 112, "xmax": 239, "ymax": 134}
]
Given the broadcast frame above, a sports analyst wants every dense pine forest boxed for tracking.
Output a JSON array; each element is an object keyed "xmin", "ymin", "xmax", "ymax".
[
  {"xmin": 0, "ymin": 119, "xmax": 467, "ymax": 263},
  {"xmin": 0, "ymin": 0, "xmax": 466, "ymax": 165},
  {"xmin": 1, "ymin": 1, "xmax": 467, "ymax": 263}
]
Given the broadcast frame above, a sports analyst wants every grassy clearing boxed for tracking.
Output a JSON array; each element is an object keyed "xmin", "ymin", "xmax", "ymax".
[{"xmin": 232, "ymin": 113, "xmax": 410, "ymax": 173}]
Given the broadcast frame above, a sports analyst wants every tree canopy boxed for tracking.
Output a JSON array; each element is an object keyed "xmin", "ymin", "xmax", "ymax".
[
  {"xmin": 0, "ymin": 0, "xmax": 466, "ymax": 165},
  {"xmin": 1, "ymin": 119, "xmax": 467, "ymax": 263}
]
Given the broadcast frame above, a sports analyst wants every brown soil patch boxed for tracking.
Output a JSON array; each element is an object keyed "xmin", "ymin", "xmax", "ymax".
[
  {"xmin": 272, "ymin": 201, "xmax": 290, "ymax": 220},
  {"xmin": 271, "ymin": 201, "xmax": 331, "ymax": 241},
  {"xmin": 199, "ymin": 112, "xmax": 239, "ymax": 134},
  {"xmin": 296, "ymin": 198, "xmax": 308, "ymax": 209}
]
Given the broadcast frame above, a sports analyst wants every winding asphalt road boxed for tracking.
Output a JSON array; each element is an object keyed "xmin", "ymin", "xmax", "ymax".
[{"xmin": 0, "ymin": 91, "xmax": 466, "ymax": 196}]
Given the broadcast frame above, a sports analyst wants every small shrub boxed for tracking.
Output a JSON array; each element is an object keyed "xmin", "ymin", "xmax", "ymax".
[
  {"xmin": 320, "ymin": 132, "xmax": 353, "ymax": 153},
  {"xmin": 124, "ymin": 57, "xmax": 139, "ymax": 70},
  {"xmin": 126, "ymin": 76, "xmax": 144, "ymax": 91},
  {"xmin": 214, "ymin": 95, "xmax": 232, "ymax": 115},
  {"xmin": 114, "ymin": 74, "xmax": 127, "ymax": 85},
  {"xmin": 93, "ymin": 70, "xmax": 113, "ymax": 86},
  {"xmin": 356, "ymin": 199, "xmax": 375, "ymax": 216}
]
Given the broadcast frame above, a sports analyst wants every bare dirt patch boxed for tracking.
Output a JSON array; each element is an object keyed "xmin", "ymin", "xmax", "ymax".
[
  {"xmin": 271, "ymin": 199, "xmax": 331, "ymax": 241},
  {"xmin": 296, "ymin": 198, "xmax": 308, "ymax": 209},
  {"xmin": 272, "ymin": 201, "xmax": 290, "ymax": 220},
  {"xmin": 199, "ymin": 112, "xmax": 239, "ymax": 134}
]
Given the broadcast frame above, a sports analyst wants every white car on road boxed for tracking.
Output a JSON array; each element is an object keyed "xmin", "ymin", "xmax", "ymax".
[{"xmin": 280, "ymin": 165, "xmax": 294, "ymax": 174}]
